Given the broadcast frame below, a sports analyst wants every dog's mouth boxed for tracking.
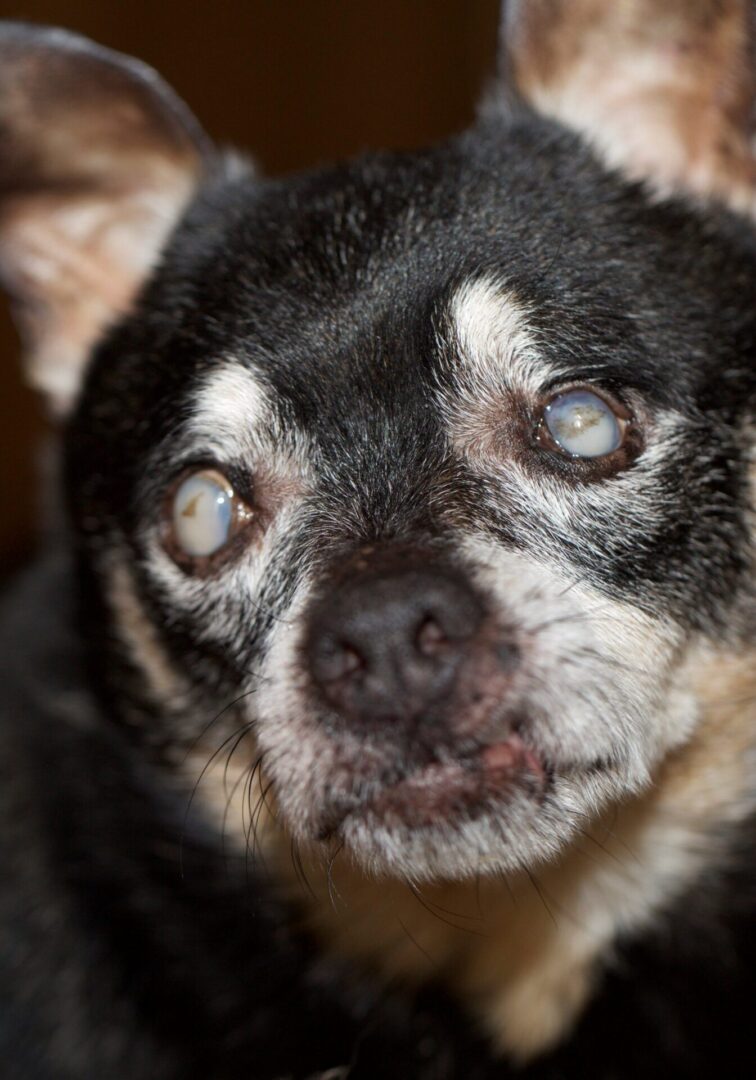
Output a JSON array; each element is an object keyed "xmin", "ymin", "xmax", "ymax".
[{"xmin": 317, "ymin": 732, "xmax": 548, "ymax": 839}]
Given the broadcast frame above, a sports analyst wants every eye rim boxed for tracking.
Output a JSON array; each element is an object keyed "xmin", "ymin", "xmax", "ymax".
[
  {"xmin": 533, "ymin": 383, "xmax": 644, "ymax": 478},
  {"xmin": 161, "ymin": 464, "xmax": 257, "ymax": 574}
]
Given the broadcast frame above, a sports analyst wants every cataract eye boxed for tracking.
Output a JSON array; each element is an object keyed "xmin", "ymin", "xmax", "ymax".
[
  {"xmin": 171, "ymin": 469, "xmax": 246, "ymax": 558},
  {"xmin": 544, "ymin": 389, "xmax": 625, "ymax": 458}
]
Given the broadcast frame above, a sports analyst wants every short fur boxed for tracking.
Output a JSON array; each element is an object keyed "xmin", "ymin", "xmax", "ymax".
[{"xmin": 1, "ymin": 6, "xmax": 755, "ymax": 1078}]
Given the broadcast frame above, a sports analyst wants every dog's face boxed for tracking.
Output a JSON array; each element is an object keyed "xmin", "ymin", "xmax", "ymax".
[
  {"xmin": 70, "ymin": 128, "xmax": 756, "ymax": 882},
  {"xmin": 2, "ymin": 8, "xmax": 755, "ymax": 883}
]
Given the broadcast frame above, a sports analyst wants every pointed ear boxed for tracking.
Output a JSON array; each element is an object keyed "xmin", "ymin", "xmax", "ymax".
[
  {"xmin": 0, "ymin": 23, "xmax": 214, "ymax": 416},
  {"xmin": 501, "ymin": 1, "xmax": 755, "ymax": 216}
]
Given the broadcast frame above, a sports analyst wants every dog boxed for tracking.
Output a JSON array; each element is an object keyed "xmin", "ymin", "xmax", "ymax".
[{"xmin": 0, "ymin": 3, "xmax": 754, "ymax": 1077}]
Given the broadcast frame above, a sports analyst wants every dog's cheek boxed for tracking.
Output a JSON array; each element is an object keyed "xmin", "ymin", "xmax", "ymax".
[
  {"xmin": 103, "ymin": 552, "xmax": 285, "ymax": 848},
  {"xmin": 107, "ymin": 557, "xmax": 189, "ymax": 709},
  {"xmin": 462, "ymin": 541, "xmax": 692, "ymax": 777},
  {"xmin": 244, "ymin": 581, "xmax": 349, "ymax": 839}
]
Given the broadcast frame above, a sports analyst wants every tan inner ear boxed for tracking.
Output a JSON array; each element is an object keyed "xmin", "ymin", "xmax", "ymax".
[
  {"xmin": 507, "ymin": 0, "xmax": 755, "ymax": 215},
  {"xmin": 0, "ymin": 171, "xmax": 196, "ymax": 417}
]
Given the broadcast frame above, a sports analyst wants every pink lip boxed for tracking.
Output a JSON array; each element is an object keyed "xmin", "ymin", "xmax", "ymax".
[{"xmin": 349, "ymin": 733, "xmax": 547, "ymax": 830}]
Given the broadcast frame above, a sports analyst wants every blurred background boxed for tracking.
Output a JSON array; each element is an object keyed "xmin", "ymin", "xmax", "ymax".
[{"xmin": 0, "ymin": 0, "xmax": 500, "ymax": 576}]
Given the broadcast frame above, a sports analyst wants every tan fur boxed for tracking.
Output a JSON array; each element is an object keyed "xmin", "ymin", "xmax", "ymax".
[
  {"xmin": 276, "ymin": 645, "xmax": 756, "ymax": 1062},
  {"xmin": 0, "ymin": 27, "xmax": 207, "ymax": 416},
  {"xmin": 0, "ymin": 176, "xmax": 197, "ymax": 417},
  {"xmin": 506, "ymin": 0, "xmax": 755, "ymax": 215},
  {"xmin": 109, "ymin": 559, "xmax": 187, "ymax": 705}
]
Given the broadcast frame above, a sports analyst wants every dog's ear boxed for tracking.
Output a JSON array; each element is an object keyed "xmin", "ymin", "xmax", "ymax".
[
  {"xmin": 500, "ymin": 0, "xmax": 755, "ymax": 216},
  {"xmin": 0, "ymin": 23, "xmax": 213, "ymax": 416}
]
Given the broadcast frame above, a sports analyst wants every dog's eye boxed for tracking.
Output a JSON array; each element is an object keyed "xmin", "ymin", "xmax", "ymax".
[
  {"xmin": 171, "ymin": 470, "xmax": 251, "ymax": 559},
  {"xmin": 543, "ymin": 389, "xmax": 625, "ymax": 458}
]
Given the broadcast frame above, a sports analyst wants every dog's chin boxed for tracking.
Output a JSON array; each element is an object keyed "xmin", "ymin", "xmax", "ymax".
[{"xmin": 307, "ymin": 732, "xmax": 572, "ymax": 881}]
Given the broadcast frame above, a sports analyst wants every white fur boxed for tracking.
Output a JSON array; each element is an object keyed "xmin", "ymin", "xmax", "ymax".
[
  {"xmin": 447, "ymin": 278, "xmax": 567, "ymax": 397},
  {"xmin": 186, "ymin": 362, "xmax": 271, "ymax": 460}
]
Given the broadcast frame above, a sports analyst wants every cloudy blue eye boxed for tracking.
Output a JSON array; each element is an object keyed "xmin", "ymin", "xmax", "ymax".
[
  {"xmin": 544, "ymin": 389, "xmax": 624, "ymax": 458},
  {"xmin": 172, "ymin": 470, "xmax": 237, "ymax": 558}
]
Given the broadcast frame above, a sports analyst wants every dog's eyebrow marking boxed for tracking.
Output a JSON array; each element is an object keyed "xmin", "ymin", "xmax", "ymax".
[
  {"xmin": 188, "ymin": 362, "xmax": 270, "ymax": 459},
  {"xmin": 449, "ymin": 278, "xmax": 557, "ymax": 397}
]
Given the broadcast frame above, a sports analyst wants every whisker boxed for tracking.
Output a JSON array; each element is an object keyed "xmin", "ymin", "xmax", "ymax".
[
  {"xmin": 396, "ymin": 917, "xmax": 434, "ymax": 965},
  {"xmin": 249, "ymin": 774, "xmax": 276, "ymax": 879},
  {"xmin": 290, "ymin": 836, "xmax": 316, "ymax": 899},
  {"xmin": 525, "ymin": 869, "xmax": 558, "ymax": 928},
  {"xmin": 243, "ymin": 761, "xmax": 267, "ymax": 885},
  {"xmin": 326, "ymin": 841, "xmax": 345, "ymax": 911},
  {"xmin": 180, "ymin": 709, "xmax": 259, "ymax": 879},
  {"xmin": 181, "ymin": 686, "xmax": 260, "ymax": 767},
  {"xmin": 404, "ymin": 880, "xmax": 487, "ymax": 936},
  {"xmin": 221, "ymin": 750, "xmax": 258, "ymax": 866}
]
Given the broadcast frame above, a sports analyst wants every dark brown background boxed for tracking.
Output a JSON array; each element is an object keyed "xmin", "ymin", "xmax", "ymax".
[{"xmin": 0, "ymin": 0, "xmax": 500, "ymax": 573}]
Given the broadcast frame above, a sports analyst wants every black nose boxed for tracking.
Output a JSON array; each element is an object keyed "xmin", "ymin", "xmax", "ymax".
[{"xmin": 306, "ymin": 559, "xmax": 485, "ymax": 725}]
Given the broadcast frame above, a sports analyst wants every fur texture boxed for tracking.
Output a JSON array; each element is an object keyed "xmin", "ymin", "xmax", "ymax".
[{"xmin": 1, "ymin": 7, "xmax": 755, "ymax": 1078}]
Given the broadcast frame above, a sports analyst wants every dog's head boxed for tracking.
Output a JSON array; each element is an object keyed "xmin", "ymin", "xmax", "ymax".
[{"xmin": 1, "ymin": 5, "xmax": 754, "ymax": 883}]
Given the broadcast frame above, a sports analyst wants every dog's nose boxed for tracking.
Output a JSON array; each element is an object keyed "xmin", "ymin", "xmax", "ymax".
[{"xmin": 306, "ymin": 562, "xmax": 486, "ymax": 725}]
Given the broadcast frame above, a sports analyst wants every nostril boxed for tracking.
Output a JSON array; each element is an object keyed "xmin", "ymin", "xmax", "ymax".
[
  {"xmin": 338, "ymin": 644, "xmax": 364, "ymax": 678},
  {"xmin": 313, "ymin": 639, "xmax": 366, "ymax": 685},
  {"xmin": 305, "ymin": 555, "xmax": 489, "ymax": 725},
  {"xmin": 415, "ymin": 616, "xmax": 450, "ymax": 657}
]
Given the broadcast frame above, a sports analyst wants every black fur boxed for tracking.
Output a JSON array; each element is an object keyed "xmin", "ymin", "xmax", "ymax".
[{"xmin": 2, "ymin": 17, "xmax": 756, "ymax": 1080}]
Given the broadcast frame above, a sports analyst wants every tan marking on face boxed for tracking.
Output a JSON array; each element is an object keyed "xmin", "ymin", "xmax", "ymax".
[
  {"xmin": 109, "ymin": 557, "xmax": 281, "ymax": 848},
  {"xmin": 507, "ymin": 0, "xmax": 755, "ymax": 216},
  {"xmin": 109, "ymin": 559, "xmax": 186, "ymax": 703},
  {"xmin": 274, "ymin": 644, "xmax": 756, "ymax": 1062}
]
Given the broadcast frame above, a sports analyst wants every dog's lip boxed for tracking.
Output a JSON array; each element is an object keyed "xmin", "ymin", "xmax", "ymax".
[{"xmin": 319, "ymin": 734, "xmax": 547, "ymax": 837}]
